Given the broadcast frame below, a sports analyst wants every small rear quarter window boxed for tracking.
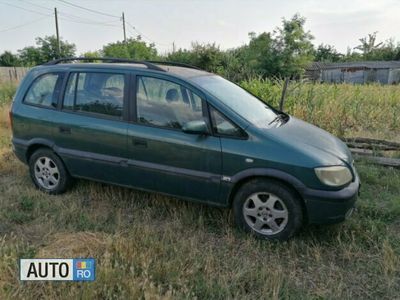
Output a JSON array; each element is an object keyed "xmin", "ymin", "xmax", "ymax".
[{"xmin": 24, "ymin": 73, "xmax": 63, "ymax": 107}]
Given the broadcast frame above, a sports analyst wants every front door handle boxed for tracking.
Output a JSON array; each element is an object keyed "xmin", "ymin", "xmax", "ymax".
[
  {"xmin": 59, "ymin": 126, "xmax": 71, "ymax": 134},
  {"xmin": 132, "ymin": 138, "xmax": 147, "ymax": 147}
]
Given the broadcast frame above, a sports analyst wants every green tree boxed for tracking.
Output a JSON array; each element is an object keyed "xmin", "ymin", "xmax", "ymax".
[
  {"xmin": 165, "ymin": 48, "xmax": 193, "ymax": 65},
  {"xmin": 102, "ymin": 38, "xmax": 157, "ymax": 60},
  {"xmin": 18, "ymin": 46, "xmax": 42, "ymax": 66},
  {"xmin": 230, "ymin": 14, "xmax": 314, "ymax": 79},
  {"xmin": 18, "ymin": 35, "xmax": 76, "ymax": 65},
  {"xmin": 236, "ymin": 32, "xmax": 279, "ymax": 78},
  {"xmin": 344, "ymin": 33, "xmax": 400, "ymax": 61},
  {"xmin": 167, "ymin": 42, "xmax": 225, "ymax": 73},
  {"xmin": 0, "ymin": 51, "xmax": 21, "ymax": 66},
  {"xmin": 219, "ymin": 48, "xmax": 255, "ymax": 82},
  {"xmin": 36, "ymin": 35, "xmax": 76, "ymax": 62},
  {"xmin": 273, "ymin": 14, "xmax": 315, "ymax": 77},
  {"xmin": 354, "ymin": 32, "xmax": 383, "ymax": 59},
  {"xmin": 314, "ymin": 44, "xmax": 342, "ymax": 62},
  {"xmin": 82, "ymin": 50, "xmax": 101, "ymax": 58}
]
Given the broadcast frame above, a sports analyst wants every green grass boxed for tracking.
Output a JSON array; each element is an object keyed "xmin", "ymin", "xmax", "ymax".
[
  {"xmin": 0, "ymin": 82, "xmax": 16, "ymax": 107},
  {"xmin": 0, "ymin": 82, "xmax": 399, "ymax": 299}
]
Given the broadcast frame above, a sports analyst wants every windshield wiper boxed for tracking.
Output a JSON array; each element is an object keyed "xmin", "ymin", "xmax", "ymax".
[{"xmin": 268, "ymin": 113, "xmax": 286, "ymax": 126}]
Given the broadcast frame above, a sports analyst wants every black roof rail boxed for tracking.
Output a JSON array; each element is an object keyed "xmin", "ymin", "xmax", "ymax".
[
  {"xmin": 43, "ymin": 57, "xmax": 166, "ymax": 72},
  {"xmin": 146, "ymin": 60, "xmax": 203, "ymax": 70}
]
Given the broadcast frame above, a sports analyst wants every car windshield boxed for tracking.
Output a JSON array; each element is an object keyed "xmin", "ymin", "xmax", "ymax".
[{"xmin": 192, "ymin": 75, "xmax": 278, "ymax": 127}]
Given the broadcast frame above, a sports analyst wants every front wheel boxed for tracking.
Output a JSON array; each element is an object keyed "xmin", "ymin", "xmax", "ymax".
[{"xmin": 233, "ymin": 179, "xmax": 303, "ymax": 241}]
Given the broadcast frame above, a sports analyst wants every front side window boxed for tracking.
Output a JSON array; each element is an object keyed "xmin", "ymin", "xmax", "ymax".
[
  {"xmin": 63, "ymin": 72, "xmax": 125, "ymax": 118},
  {"xmin": 24, "ymin": 73, "xmax": 62, "ymax": 107},
  {"xmin": 210, "ymin": 106, "xmax": 245, "ymax": 137},
  {"xmin": 136, "ymin": 76, "xmax": 204, "ymax": 129}
]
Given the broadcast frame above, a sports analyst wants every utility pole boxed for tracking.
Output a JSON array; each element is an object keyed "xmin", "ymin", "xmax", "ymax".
[
  {"xmin": 172, "ymin": 42, "xmax": 176, "ymax": 53},
  {"xmin": 54, "ymin": 7, "xmax": 61, "ymax": 58},
  {"xmin": 122, "ymin": 12, "xmax": 127, "ymax": 43}
]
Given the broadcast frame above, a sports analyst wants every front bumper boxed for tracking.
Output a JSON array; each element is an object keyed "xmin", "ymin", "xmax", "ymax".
[{"xmin": 301, "ymin": 176, "xmax": 360, "ymax": 224}]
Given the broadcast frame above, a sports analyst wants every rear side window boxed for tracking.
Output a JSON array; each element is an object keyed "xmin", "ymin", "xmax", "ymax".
[
  {"xmin": 24, "ymin": 73, "xmax": 63, "ymax": 107},
  {"xmin": 63, "ymin": 72, "xmax": 125, "ymax": 118}
]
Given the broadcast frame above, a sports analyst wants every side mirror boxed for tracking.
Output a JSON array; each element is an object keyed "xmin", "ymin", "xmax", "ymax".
[{"xmin": 182, "ymin": 120, "xmax": 209, "ymax": 135}]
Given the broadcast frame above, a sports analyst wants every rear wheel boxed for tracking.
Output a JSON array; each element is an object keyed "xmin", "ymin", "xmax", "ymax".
[
  {"xmin": 29, "ymin": 148, "xmax": 71, "ymax": 194},
  {"xmin": 233, "ymin": 179, "xmax": 303, "ymax": 241}
]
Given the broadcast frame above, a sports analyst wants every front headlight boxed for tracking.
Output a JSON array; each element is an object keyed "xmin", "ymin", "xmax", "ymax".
[{"xmin": 315, "ymin": 166, "xmax": 352, "ymax": 187}]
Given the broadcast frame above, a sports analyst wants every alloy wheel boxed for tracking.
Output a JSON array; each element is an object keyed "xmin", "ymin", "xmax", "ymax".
[
  {"xmin": 34, "ymin": 156, "xmax": 60, "ymax": 190},
  {"xmin": 242, "ymin": 192, "xmax": 289, "ymax": 235}
]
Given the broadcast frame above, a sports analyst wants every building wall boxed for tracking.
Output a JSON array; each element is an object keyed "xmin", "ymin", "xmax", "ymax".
[
  {"xmin": 388, "ymin": 69, "xmax": 400, "ymax": 84},
  {"xmin": 320, "ymin": 68, "xmax": 395, "ymax": 84},
  {"xmin": 321, "ymin": 69, "xmax": 342, "ymax": 83},
  {"xmin": 343, "ymin": 70, "xmax": 364, "ymax": 84},
  {"xmin": 375, "ymin": 69, "xmax": 389, "ymax": 84}
]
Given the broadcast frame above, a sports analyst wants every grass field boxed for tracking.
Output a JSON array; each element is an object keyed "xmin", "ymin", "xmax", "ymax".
[
  {"xmin": 0, "ymin": 82, "xmax": 399, "ymax": 299},
  {"xmin": 242, "ymin": 79, "xmax": 400, "ymax": 141}
]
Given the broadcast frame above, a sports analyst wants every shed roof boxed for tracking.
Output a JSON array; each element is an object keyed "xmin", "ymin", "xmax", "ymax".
[{"xmin": 307, "ymin": 61, "xmax": 400, "ymax": 70}]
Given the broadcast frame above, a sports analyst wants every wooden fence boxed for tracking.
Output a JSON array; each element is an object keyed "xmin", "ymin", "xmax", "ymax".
[
  {"xmin": 0, "ymin": 67, "xmax": 30, "ymax": 83},
  {"xmin": 344, "ymin": 137, "xmax": 400, "ymax": 168}
]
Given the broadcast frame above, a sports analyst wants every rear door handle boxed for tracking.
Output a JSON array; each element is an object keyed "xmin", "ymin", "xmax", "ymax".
[
  {"xmin": 59, "ymin": 126, "xmax": 71, "ymax": 134},
  {"xmin": 132, "ymin": 138, "xmax": 147, "ymax": 147}
]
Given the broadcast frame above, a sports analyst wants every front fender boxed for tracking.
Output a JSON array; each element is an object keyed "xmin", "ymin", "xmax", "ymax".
[{"xmin": 221, "ymin": 168, "xmax": 308, "ymax": 207}]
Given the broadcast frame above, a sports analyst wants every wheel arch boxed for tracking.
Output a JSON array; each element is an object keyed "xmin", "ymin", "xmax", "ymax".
[
  {"xmin": 25, "ymin": 138, "xmax": 57, "ymax": 162},
  {"xmin": 227, "ymin": 169, "xmax": 308, "ymax": 222}
]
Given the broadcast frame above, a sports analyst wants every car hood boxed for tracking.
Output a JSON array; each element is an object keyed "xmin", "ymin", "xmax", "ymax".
[{"xmin": 266, "ymin": 116, "xmax": 353, "ymax": 165}]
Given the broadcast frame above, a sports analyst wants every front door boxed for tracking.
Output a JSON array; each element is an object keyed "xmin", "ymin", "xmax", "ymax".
[{"xmin": 126, "ymin": 75, "xmax": 222, "ymax": 204}]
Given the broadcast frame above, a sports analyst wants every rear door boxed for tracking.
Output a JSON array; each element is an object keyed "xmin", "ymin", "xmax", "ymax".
[
  {"xmin": 51, "ymin": 69, "xmax": 130, "ymax": 184},
  {"xmin": 126, "ymin": 74, "xmax": 222, "ymax": 204}
]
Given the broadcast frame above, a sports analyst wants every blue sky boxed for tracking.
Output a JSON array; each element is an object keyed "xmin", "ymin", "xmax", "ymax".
[{"xmin": 0, "ymin": 0, "xmax": 399, "ymax": 55}]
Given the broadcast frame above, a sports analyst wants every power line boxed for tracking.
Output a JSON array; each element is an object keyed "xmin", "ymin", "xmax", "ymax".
[
  {"xmin": 19, "ymin": 0, "xmax": 120, "ymax": 27},
  {"xmin": 8, "ymin": 0, "xmax": 121, "ymax": 29},
  {"xmin": 0, "ymin": 1, "xmax": 50, "ymax": 16},
  {"xmin": 20, "ymin": 0, "xmax": 53, "ymax": 12},
  {"xmin": 0, "ymin": 15, "xmax": 51, "ymax": 33},
  {"xmin": 56, "ymin": 0, "xmax": 120, "ymax": 19},
  {"xmin": 125, "ymin": 21, "xmax": 170, "ymax": 47},
  {"xmin": 58, "ymin": 16, "xmax": 120, "ymax": 28},
  {"xmin": 2, "ymin": 0, "xmax": 170, "ymax": 50},
  {"xmin": 55, "ymin": 1, "xmax": 169, "ymax": 47},
  {"xmin": 55, "ymin": 0, "xmax": 169, "ymax": 47},
  {"xmin": 59, "ymin": 13, "xmax": 120, "ymax": 26}
]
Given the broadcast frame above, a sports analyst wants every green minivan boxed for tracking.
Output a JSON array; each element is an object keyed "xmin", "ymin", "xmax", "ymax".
[{"xmin": 10, "ymin": 58, "xmax": 360, "ymax": 240}]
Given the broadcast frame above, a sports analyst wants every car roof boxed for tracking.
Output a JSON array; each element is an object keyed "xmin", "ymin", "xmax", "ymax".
[{"xmin": 38, "ymin": 61, "xmax": 213, "ymax": 80}]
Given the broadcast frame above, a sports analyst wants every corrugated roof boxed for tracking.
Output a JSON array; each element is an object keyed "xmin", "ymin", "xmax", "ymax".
[{"xmin": 307, "ymin": 61, "xmax": 400, "ymax": 70}]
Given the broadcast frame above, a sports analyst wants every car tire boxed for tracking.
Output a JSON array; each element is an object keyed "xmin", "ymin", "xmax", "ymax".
[
  {"xmin": 233, "ymin": 178, "xmax": 303, "ymax": 241},
  {"xmin": 29, "ymin": 148, "xmax": 71, "ymax": 194}
]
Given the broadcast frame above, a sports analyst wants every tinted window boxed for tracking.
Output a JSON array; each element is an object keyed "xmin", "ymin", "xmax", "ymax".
[
  {"xmin": 193, "ymin": 75, "xmax": 278, "ymax": 128},
  {"xmin": 137, "ymin": 76, "xmax": 203, "ymax": 129},
  {"xmin": 63, "ymin": 72, "xmax": 124, "ymax": 117},
  {"xmin": 210, "ymin": 106, "xmax": 245, "ymax": 137},
  {"xmin": 24, "ymin": 73, "xmax": 62, "ymax": 107}
]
